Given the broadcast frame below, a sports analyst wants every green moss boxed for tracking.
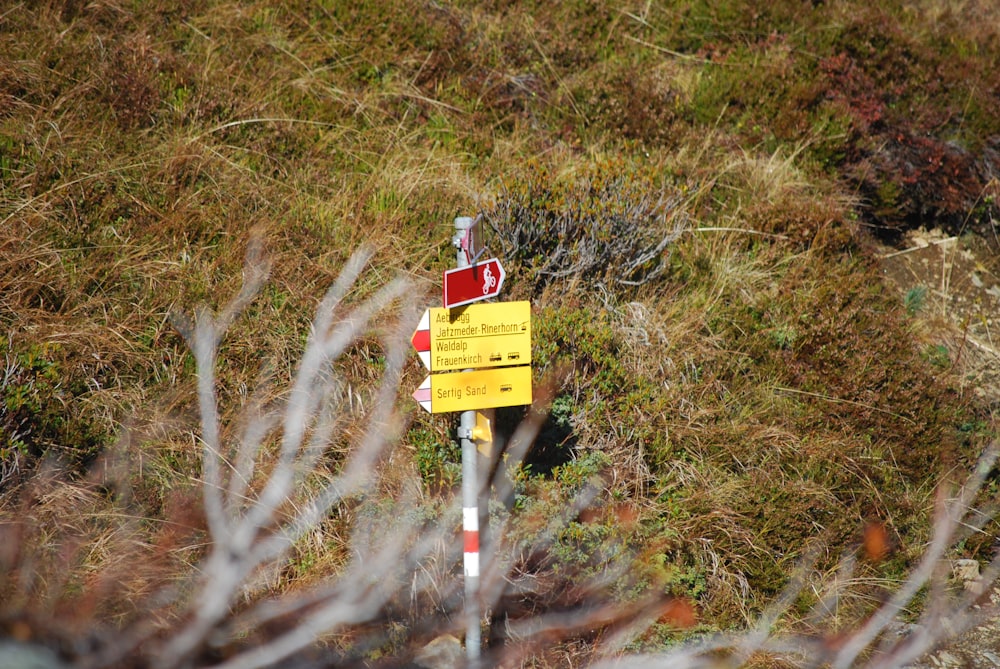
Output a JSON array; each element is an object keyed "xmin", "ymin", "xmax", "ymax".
[{"xmin": 0, "ymin": 338, "xmax": 107, "ymax": 473}]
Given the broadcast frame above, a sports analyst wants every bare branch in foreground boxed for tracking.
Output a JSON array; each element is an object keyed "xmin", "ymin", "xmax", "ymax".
[{"xmin": 153, "ymin": 246, "xmax": 420, "ymax": 669}]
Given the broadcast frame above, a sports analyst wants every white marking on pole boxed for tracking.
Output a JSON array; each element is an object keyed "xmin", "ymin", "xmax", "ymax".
[
  {"xmin": 464, "ymin": 551, "xmax": 480, "ymax": 578},
  {"xmin": 463, "ymin": 506, "xmax": 480, "ymax": 577},
  {"xmin": 463, "ymin": 507, "xmax": 479, "ymax": 531}
]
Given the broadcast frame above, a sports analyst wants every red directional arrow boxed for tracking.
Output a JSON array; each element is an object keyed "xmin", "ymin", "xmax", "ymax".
[{"xmin": 442, "ymin": 258, "xmax": 505, "ymax": 309}]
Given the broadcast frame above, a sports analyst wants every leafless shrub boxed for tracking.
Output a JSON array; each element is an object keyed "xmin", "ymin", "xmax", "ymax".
[
  {"xmin": 482, "ymin": 162, "xmax": 689, "ymax": 292},
  {"xmin": 0, "ymin": 242, "xmax": 464, "ymax": 669},
  {"xmin": 135, "ymin": 243, "xmax": 434, "ymax": 669}
]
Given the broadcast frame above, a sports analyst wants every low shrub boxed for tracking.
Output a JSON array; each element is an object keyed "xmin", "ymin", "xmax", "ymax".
[{"xmin": 482, "ymin": 158, "xmax": 689, "ymax": 294}]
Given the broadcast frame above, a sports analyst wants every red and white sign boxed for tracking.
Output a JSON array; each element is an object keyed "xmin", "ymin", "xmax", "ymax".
[
  {"xmin": 412, "ymin": 375, "xmax": 433, "ymax": 413},
  {"xmin": 410, "ymin": 309, "xmax": 432, "ymax": 370},
  {"xmin": 442, "ymin": 258, "xmax": 505, "ymax": 309}
]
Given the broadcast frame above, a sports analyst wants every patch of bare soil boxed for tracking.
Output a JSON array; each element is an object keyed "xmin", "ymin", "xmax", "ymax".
[{"xmin": 879, "ymin": 229, "xmax": 1000, "ymax": 408}]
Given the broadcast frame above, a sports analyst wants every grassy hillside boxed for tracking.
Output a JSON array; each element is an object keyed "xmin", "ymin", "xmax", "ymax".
[{"xmin": 2, "ymin": 1, "xmax": 1000, "ymax": 666}]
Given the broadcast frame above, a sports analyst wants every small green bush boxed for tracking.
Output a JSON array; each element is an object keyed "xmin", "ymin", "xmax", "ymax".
[
  {"xmin": 411, "ymin": 427, "xmax": 461, "ymax": 492},
  {"xmin": 0, "ymin": 337, "xmax": 106, "ymax": 484}
]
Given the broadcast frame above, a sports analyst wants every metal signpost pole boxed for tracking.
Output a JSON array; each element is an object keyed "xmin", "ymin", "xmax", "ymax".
[{"xmin": 453, "ymin": 216, "xmax": 481, "ymax": 666}]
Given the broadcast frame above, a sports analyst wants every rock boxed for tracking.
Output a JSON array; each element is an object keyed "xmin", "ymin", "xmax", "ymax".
[
  {"xmin": 953, "ymin": 559, "xmax": 983, "ymax": 593},
  {"xmin": 412, "ymin": 634, "xmax": 463, "ymax": 669},
  {"xmin": 982, "ymin": 650, "xmax": 1000, "ymax": 667},
  {"xmin": 0, "ymin": 641, "xmax": 67, "ymax": 669},
  {"xmin": 935, "ymin": 650, "xmax": 962, "ymax": 667}
]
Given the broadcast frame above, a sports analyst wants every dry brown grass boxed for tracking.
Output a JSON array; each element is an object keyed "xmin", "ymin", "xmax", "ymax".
[{"xmin": 2, "ymin": 0, "xmax": 1000, "ymax": 666}]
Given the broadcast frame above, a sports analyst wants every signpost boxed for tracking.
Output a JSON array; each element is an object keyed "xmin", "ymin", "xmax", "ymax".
[
  {"xmin": 412, "ymin": 216, "xmax": 532, "ymax": 665},
  {"xmin": 411, "ymin": 301, "xmax": 531, "ymax": 372},
  {"xmin": 442, "ymin": 258, "xmax": 506, "ymax": 309}
]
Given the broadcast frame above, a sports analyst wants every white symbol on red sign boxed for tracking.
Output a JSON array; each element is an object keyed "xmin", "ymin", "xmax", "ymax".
[
  {"xmin": 442, "ymin": 258, "xmax": 506, "ymax": 308},
  {"xmin": 482, "ymin": 266, "xmax": 496, "ymax": 295}
]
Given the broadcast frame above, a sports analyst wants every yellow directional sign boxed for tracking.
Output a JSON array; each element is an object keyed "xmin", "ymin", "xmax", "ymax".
[
  {"xmin": 414, "ymin": 365, "xmax": 532, "ymax": 413},
  {"xmin": 412, "ymin": 301, "xmax": 531, "ymax": 372}
]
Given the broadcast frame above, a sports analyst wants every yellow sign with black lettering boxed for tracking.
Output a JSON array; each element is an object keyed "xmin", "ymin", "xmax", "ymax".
[
  {"xmin": 412, "ymin": 301, "xmax": 531, "ymax": 372},
  {"xmin": 426, "ymin": 366, "xmax": 532, "ymax": 413}
]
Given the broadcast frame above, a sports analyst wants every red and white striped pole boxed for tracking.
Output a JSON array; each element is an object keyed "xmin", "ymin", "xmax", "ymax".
[
  {"xmin": 454, "ymin": 217, "xmax": 481, "ymax": 665},
  {"xmin": 463, "ymin": 505, "xmax": 480, "ymax": 578}
]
